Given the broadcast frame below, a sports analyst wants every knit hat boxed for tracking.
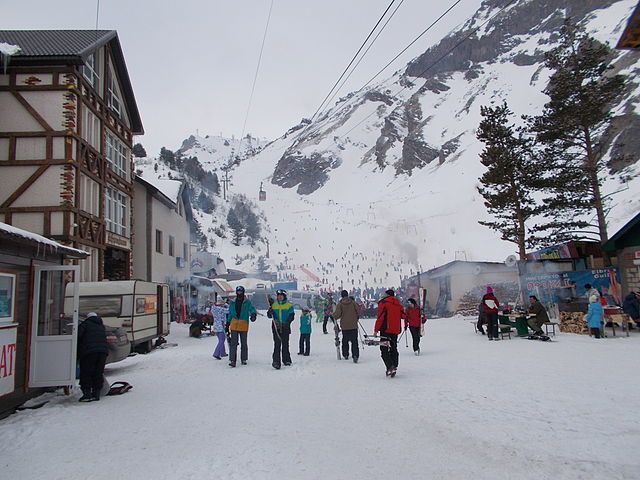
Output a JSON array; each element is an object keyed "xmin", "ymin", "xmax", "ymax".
[
  {"xmin": 86, "ymin": 312, "xmax": 98, "ymax": 318},
  {"xmin": 385, "ymin": 289, "xmax": 395, "ymax": 297},
  {"xmin": 341, "ymin": 290, "xmax": 349, "ymax": 298},
  {"xmin": 486, "ymin": 286, "xmax": 493, "ymax": 294}
]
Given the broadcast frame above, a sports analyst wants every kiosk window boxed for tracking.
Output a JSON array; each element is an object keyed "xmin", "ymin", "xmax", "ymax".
[{"xmin": 0, "ymin": 273, "xmax": 16, "ymax": 323}]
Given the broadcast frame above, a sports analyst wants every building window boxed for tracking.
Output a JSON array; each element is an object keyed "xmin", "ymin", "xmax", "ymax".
[
  {"xmin": 107, "ymin": 64, "xmax": 122, "ymax": 117},
  {"xmin": 0, "ymin": 272, "xmax": 16, "ymax": 324},
  {"xmin": 155, "ymin": 230, "xmax": 163, "ymax": 254},
  {"xmin": 82, "ymin": 53, "xmax": 100, "ymax": 89},
  {"xmin": 105, "ymin": 186, "xmax": 128, "ymax": 237},
  {"xmin": 81, "ymin": 106, "xmax": 101, "ymax": 151},
  {"xmin": 79, "ymin": 175, "xmax": 100, "ymax": 216},
  {"xmin": 106, "ymin": 131, "xmax": 129, "ymax": 180},
  {"xmin": 183, "ymin": 242, "xmax": 188, "ymax": 261},
  {"xmin": 168, "ymin": 236, "xmax": 175, "ymax": 257}
]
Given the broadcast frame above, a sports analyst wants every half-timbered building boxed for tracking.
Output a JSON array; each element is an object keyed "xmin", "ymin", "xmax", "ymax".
[{"xmin": 0, "ymin": 30, "xmax": 143, "ymax": 281}]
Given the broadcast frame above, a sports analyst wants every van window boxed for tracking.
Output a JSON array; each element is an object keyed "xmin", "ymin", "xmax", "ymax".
[{"xmin": 79, "ymin": 296, "xmax": 121, "ymax": 318}]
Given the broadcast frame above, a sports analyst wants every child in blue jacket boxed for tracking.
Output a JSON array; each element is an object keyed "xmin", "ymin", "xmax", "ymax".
[
  {"xmin": 585, "ymin": 295, "xmax": 604, "ymax": 338},
  {"xmin": 298, "ymin": 308, "xmax": 312, "ymax": 356}
]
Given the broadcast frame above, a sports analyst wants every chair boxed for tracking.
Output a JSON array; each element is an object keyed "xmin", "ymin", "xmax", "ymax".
[
  {"xmin": 543, "ymin": 321, "xmax": 559, "ymax": 337},
  {"xmin": 498, "ymin": 323, "xmax": 512, "ymax": 340}
]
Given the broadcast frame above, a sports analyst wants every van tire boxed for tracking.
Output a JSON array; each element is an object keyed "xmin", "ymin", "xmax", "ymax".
[{"xmin": 134, "ymin": 340, "xmax": 153, "ymax": 354}]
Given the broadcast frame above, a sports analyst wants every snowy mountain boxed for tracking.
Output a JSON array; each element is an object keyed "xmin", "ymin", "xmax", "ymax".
[{"xmin": 143, "ymin": 0, "xmax": 640, "ymax": 291}]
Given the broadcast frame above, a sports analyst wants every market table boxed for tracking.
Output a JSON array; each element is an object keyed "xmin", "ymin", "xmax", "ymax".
[{"xmin": 499, "ymin": 313, "xmax": 534, "ymax": 337}]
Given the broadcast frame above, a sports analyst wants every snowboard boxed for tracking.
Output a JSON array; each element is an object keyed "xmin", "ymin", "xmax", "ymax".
[{"xmin": 527, "ymin": 334, "xmax": 552, "ymax": 342}]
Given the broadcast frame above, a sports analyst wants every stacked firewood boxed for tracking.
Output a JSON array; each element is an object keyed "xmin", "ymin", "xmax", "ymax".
[{"xmin": 559, "ymin": 311, "xmax": 589, "ymax": 334}]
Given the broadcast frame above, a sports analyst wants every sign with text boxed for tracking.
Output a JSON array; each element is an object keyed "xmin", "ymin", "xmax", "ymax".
[{"xmin": 0, "ymin": 326, "xmax": 17, "ymax": 397}]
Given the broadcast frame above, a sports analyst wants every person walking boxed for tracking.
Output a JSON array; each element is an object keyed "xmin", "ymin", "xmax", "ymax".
[
  {"xmin": 585, "ymin": 294, "xmax": 604, "ymax": 338},
  {"xmin": 482, "ymin": 286, "xmax": 500, "ymax": 340},
  {"xmin": 405, "ymin": 298, "xmax": 426, "ymax": 355},
  {"xmin": 226, "ymin": 286, "xmax": 257, "ymax": 367},
  {"xmin": 298, "ymin": 308, "xmax": 312, "ymax": 356},
  {"xmin": 211, "ymin": 300, "xmax": 229, "ymax": 360},
  {"xmin": 374, "ymin": 289, "xmax": 405, "ymax": 377},
  {"xmin": 333, "ymin": 290, "xmax": 360, "ymax": 363},
  {"xmin": 527, "ymin": 295, "xmax": 549, "ymax": 336},
  {"xmin": 267, "ymin": 289, "xmax": 295, "ymax": 369},
  {"xmin": 77, "ymin": 312, "xmax": 109, "ymax": 402},
  {"xmin": 322, "ymin": 292, "xmax": 336, "ymax": 334}
]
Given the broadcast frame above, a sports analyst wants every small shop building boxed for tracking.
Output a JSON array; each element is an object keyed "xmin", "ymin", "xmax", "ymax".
[{"xmin": 0, "ymin": 222, "xmax": 87, "ymax": 417}]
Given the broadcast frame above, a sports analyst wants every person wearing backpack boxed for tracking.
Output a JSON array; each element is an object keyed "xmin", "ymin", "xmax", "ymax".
[{"xmin": 226, "ymin": 286, "xmax": 257, "ymax": 367}]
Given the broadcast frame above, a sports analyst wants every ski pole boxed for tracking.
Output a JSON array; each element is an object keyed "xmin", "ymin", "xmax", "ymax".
[{"xmin": 405, "ymin": 327, "xmax": 409, "ymax": 348}]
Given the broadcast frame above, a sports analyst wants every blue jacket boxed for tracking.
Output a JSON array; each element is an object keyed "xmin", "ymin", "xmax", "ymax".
[
  {"xmin": 585, "ymin": 302, "xmax": 604, "ymax": 328},
  {"xmin": 227, "ymin": 298, "xmax": 257, "ymax": 332},
  {"xmin": 299, "ymin": 314, "xmax": 312, "ymax": 334},
  {"xmin": 268, "ymin": 299, "xmax": 295, "ymax": 326}
]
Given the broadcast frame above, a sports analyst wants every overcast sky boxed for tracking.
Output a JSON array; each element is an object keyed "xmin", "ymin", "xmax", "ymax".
[{"xmin": 3, "ymin": 0, "xmax": 483, "ymax": 156}]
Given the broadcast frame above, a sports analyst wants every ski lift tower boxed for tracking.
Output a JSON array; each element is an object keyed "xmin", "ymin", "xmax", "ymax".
[{"xmin": 259, "ymin": 181, "xmax": 266, "ymax": 201}]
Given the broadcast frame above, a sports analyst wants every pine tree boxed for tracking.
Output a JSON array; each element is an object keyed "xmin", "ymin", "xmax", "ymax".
[
  {"xmin": 530, "ymin": 19, "xmax": 626, "ymax": 251},
  {"xmin": 256, "ymin": 255, "xmax": 269, "ymax": 274},
  {"xmin": 227, "ymin": 208, "xmax": 244, "ymax": 246},
  {"xmin": 476, "ymin": 102, "xmax": 543, "ymax": 260},
  {"xmin": 132, "ymin": 143, "xmax": 147, "ymax": 158}
]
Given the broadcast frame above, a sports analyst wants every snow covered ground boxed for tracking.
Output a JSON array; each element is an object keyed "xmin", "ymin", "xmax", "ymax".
[{"xmin": 2, "ymin": 315, "xmax": 639, "ymax": 479}]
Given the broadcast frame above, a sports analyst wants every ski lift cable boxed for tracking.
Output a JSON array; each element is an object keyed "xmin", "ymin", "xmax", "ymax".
[
  {"xmin": 307, "ymin": 0, "xmax": 400, "ymax": 125},
  {"xmin": 325, "ymin": 0, "xmax": 407, "ymax": 113},
  {"xmin": 237, "ymin": 0, "xmax": 275, "ymax": 157},
  {"xmin": 360, "ymin": 0, "xmax": 463, "ymax": 93},
  {"xmin": 339, "ymin": 0, "xmax": 518, "ymax": 140}
]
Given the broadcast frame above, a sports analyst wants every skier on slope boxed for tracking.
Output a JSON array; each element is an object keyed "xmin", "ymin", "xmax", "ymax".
[
  {"xmin": 374, "ymin": 289, "xmax": 406, "ymax": 377},
  {"xmin": 404, "ymin": 298, "xmax": 426, "ymax": 355},
  {"xmin": 226, "ymin": 286, "xmax": 257, "ymax": 367},
  {"xmin": 333, "ymin": 290, "xmax": 360, "ymax": 363},
  {"xmin": 267, "ymin": 289, "xmax": 295, "ymax": 369}
]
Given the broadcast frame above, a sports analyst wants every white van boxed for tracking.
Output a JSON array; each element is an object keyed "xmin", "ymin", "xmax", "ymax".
[{"xmin": 65, "ymin": 280, "xmax": 170, "ymax": 353}]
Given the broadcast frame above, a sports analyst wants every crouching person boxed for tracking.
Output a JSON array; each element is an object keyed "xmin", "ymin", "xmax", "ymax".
[{"xmin": 77, "ymin": 312, "xmax": 109, "ymax": 402}]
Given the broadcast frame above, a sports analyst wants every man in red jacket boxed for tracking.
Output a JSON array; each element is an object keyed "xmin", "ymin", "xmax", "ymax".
[
  {"xmin": 374, "ymin": 289, "xmax": 406, "ymax": 377},
  {"xmin": 404, "ymin": 298, "xmax": 426, "ymax": 355}
]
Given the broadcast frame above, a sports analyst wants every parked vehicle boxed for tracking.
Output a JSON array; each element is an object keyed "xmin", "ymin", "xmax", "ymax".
[
  {"xmin": 105, "ymin": 326, "xmax": 130, "ymax": 364},
  {"xmin": 65, "ymin": 280, "xmax": 170, "ymax": 354}
]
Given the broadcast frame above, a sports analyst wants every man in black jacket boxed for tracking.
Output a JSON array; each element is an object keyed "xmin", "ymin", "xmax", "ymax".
[{"xmin": 77, "ymin": 312, "xmax": 109, "ymax": 402}]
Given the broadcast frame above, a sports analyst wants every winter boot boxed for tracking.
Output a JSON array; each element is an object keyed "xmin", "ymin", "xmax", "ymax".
[
  {"xmin": 272, "ymin": 362, "xmax": 281, "ymax": 370},
  {"xmin": 229, "ymin": 361, "xmax": 236, "ymax": 368},
  {"xmin": 353, "ymin": 356, "xmax": 358, "ymax": 364},
  {"xmin": 79, "ymin": 390, "xmax": 93, "ymax": 402},
  {"xmin": 241, "ymin": 360, "xmax": 247, "ymax": 365}
]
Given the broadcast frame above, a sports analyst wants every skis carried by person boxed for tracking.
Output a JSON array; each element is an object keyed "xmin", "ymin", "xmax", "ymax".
[
  {"xmin": 333, "ymin": 319, "xmax": 341, "ymax": 360},
  {"xmin": 420, "ymin": 287, "xmax": 427, "ymax": 337}
]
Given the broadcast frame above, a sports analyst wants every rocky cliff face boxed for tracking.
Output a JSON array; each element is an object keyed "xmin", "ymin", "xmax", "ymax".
[{"xmin": 268, "ymin": 0, "xmax": 639, "ymax": 194}]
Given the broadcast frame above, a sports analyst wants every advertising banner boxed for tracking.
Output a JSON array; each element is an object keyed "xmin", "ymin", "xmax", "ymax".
[{"xmin": 0, "ymin": 326, "xmax": 17, "ymax": 397}]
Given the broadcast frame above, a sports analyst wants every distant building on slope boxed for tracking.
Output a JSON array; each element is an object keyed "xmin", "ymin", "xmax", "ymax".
[
  {"xmin": 0, "ymin": 30, "xmax": 143, "ymax": 281},
  {"xmin": 616, "ymin": 2, "xmax": 640, "ymax": 49}
]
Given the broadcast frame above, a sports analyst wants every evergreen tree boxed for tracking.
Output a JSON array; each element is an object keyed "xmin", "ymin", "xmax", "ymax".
[
  {"xmin": 159, "ymin": 147, "xmax": 176, "ymax": 169},
  {"xmin": 477, "ymin": 103, "xmax": 543, "ymax": 260},
  {"xmin": 227, "ymin": 208, "xmax": 244, "ymax": 246},
  {"xmin": 132, "ymin": 143, "xmax": 147, "ymax": 158},
  {"xmin": 530, "ymin": 19, "xmax": 626, "ymax": 251},
  {"xmin": 256, "ymin": 255, "xmax": 269, "ymax": 274}
]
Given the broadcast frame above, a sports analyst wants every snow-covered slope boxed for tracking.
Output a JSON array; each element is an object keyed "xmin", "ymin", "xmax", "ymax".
[{"xmin": 145, "ymin": 0, "xmax": 640, "ymax": 290}]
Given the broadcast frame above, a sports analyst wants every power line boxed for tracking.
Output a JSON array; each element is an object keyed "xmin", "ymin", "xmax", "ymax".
[
  {"xmin": 238, "ymin": 0, "xmax": 275, "ymax": 151},
  {"xmin": 340, "ymin": 0, "xmax": 519, "ymax": 140},
  {"xmin": 308, "ymin": 0, "xmax": 399, "ymax": 124}
]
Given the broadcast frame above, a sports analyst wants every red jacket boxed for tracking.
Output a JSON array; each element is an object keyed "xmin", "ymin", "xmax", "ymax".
[
  {"xmin": 481, "ymin": 293, "xmax": 500, "ymax": 313},
  {"xmin": 375, "ymin": 296, "xmax": 406, "ymax": 334},
  {"xmin": 405, "ymin": 304, "xmax": 426, "ymax": 328}
]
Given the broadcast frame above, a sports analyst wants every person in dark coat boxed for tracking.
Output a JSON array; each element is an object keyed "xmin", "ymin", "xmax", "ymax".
[
  {"xmin": 622, "ymin": 291, "xmax": 640, "ymax": 328},
  {"xmin": 334, "ymin": 290, "xmax": 360, "ymax": 363},
  {"xmin": 77, "ymin": 312, "xmax": 109, "ymax": 402},
  {"xmin": 527, "ymin": 295, "xmax": 550, "ymax": 336}
]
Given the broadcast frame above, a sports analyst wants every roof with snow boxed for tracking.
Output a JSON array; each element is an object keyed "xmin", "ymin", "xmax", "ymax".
[
  {"xmin": 136, "ymin": 175, "xmax": 183, "ymax": 205},
  {"xmin": 603, "ymin": 210, "xmax": 640, "ymax": 251},
  {"xmin": 0, "ymin": 221, "xmax": 88, "ymax": 258},
  {"xmin": 0, "ymin": 30, "xmax": 143, "ymax": 134},
  {"xmin": 617, "ymin": 3, "xmax": 640, "ymax": 49}
]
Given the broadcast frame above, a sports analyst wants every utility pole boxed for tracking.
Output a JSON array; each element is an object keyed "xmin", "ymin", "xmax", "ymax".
[
  {"xmin": 221, "ymin": 168, "xmax": 230, "ymax": 200},
  {"xmin": 266, "ymin": 239, "xmax": 270, "ymax": 258}
]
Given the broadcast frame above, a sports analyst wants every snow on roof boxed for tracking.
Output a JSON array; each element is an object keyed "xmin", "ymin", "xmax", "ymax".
[
  {"xmin": 137, "ymin": 174, "xmax": 182, "ymax": 204},
  {"xmin": 0, "ymin": 42, "xmax": 21, "ymax": 56},
  {"xmin": 0, "ymin": 221, "xmax": 88, "ymax": 258}
]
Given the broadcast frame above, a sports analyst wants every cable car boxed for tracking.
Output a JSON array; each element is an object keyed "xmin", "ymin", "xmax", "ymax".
[{"xmin": 259, "ymin": 182, "xmax": 266, "ymax": 201}]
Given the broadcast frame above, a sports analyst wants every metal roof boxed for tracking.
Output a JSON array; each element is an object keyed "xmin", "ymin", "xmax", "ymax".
[{"xmin": 0, "ymin": 30, "xmax": 143, "ymax": 134}]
